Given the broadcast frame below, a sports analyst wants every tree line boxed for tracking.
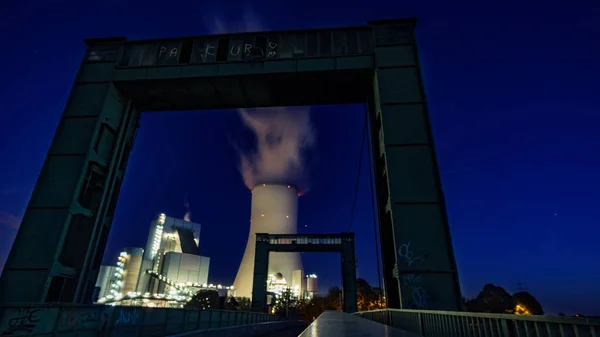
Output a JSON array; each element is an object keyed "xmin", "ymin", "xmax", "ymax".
[{"xmin": 185, "ymin": 280, "xmax": 547, "ymax": 320}]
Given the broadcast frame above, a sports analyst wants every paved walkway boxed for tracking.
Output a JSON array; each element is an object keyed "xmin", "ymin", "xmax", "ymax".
[{"xmin": 298, "ymin": 311, "xmax": 421, "ymax": 337}]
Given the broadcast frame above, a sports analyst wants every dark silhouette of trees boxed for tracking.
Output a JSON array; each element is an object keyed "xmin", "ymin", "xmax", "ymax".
[
  {"xmin": 464, "ymin": 284, "xmax": 544, "ymax": 315},
  {"xmin": 465, "ymin": 284, "xmax": 513, "ymax": 313},
  {"xmin": 300, "ymin": 280, "xmax": 385, "ymax": 320},
  {"xmin": 272, "ymin": 287, "xmax": 301, "ymax": 317},
  {"xmin": 356, "ymin": 278, "xmax": 384, "ymax": 311},
  {"xmin": 225, "ymin": 296, "xmax": 251, "ymax": 311},
  {"xmin": 185, "ymin": 289, "xmax": 220, "ymax": 310},
  {"xmin": 512, "ymin": 291, "xmax": 544, "ymax": 315},
  {"xmin": 301, "ymin": 287, "xmax": 342, "ymax": 321}
]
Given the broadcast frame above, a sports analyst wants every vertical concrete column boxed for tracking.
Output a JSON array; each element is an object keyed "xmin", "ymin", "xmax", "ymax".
[
  {"xmin": 250, "ymin": 234, "xmax": 270, "ymax": 312},
  {"xmin": 0, "ymin": 38, "xmax": 139, "ymax": 304},
  {"xmin": 369, "ymin": 19, "xmax": 462, "ymax": 310},
  {"xmin": 340, "ymin": 234, "xmax": 358, "ymax": 313}
]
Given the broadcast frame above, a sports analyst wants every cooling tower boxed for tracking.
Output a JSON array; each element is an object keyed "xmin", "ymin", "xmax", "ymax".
[{"xmin": 233, "ymin": 184, "xmax": 303, "ymax": 298}]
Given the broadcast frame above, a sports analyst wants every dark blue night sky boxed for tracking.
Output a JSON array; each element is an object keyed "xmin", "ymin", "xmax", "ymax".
[{"xmin": 1, "ymin": 0, "xmax": 599, "ymax": 316}]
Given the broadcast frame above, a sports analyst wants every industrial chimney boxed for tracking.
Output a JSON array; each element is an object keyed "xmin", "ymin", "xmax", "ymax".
[{"xmin": 233, "ymin": 183, "xmax": 303, "ymax": 298}]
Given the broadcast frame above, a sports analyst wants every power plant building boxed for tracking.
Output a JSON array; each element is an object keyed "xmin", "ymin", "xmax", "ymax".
[
  {"xmin": 95, "ymin": 266, "xmax": 117, "ymax": 300},
  {"xmin": 234, "ymin": 184, "xmax": 304, "ymax": 298},
  {"xmin": 136, "ymin": 214, "xmax": 209, "ymax": 294},
  {"xmin": 121, "ymin": 247, "xmax": 144, "ymax": 294},
  {"xmin": 95, "ymin": 214, "xmax": 224, "ymax": 307},
  {"xmin": 305, "ymin": 274, "xmax": 318, "ymax": 299}
]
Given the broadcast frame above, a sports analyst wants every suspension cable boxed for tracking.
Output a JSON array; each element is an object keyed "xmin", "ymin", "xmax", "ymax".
[
  {"xmin": 347, "ymin": 111, "xmax": 368, "ymax": 233},
  {"xmin": 365, "ymin": 103, "xmax": 384, "ymax": 304}
]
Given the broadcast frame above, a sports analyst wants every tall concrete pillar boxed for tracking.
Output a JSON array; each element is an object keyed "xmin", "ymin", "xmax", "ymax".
[
  {"xmin": 0, "ymin": 38, "xmax": 138, "ymax": 304},
  {"xmin": 369, "ymin": 18, "xmax": 462, "ymax": 310}
]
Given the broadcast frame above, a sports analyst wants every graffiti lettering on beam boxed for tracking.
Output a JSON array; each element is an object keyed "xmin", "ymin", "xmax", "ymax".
[
  {"xmin": 193, "ymin": 38, "xmax": 279, "ymax": 63},
  {"xmin": 116, "ymin": 30, "xmax": 374, "ymax": 67},
  {"xmin": 114, "ymin": 308, "xmax": 140, "ymax": 326},
  {"xmin": 1, "ymin": 308, "xmax": 41, "ymax": 335}
]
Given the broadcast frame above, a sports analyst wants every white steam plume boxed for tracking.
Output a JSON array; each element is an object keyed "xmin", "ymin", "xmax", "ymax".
[
  {"xmin": 203, "ymin": 11, "xmax": 316, "ymax": 191},
  {"xmin": 237, "ymin": 107, "xmax": 315, "ymax": 191},
  {"xmin": 202, "ymin": 6, "xmax": 265, "ymax": 34},
  {"xmin": 183, "ymin": 193, "xmax": 192, "ymax": 222}
]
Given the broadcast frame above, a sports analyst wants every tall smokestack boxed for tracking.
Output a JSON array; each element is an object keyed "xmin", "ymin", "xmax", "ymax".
[{"xmin": 233, "ymin": 184, "xmax": 302, "ymax": 298}]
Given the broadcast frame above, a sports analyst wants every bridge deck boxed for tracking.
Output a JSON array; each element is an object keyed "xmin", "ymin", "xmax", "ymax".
[
  {"xmin": 299, "ymin": 311, "xmax": 420, "ymax": 337},
  {"xmin": 257, "ymin": 324, "xmax": 309, "ymax": 336}
]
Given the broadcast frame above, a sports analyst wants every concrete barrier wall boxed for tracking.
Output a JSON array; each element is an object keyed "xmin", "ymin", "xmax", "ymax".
[
  {"xmin": 168, "ymin": 320, "xmax": 306, "ymax": 337},
  {"xmin": 0, "ymin": 304, "xmax": 276, "ymax": 336}
]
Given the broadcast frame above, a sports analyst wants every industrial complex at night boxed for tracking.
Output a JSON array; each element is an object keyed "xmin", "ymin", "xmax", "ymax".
[
  {"xmin": 0, "ymin": 12, "xmax": 596, "ymax": 336},
  {"xmin": 94, "ymin": 186, "xmax": 319, "ymax": 308}
]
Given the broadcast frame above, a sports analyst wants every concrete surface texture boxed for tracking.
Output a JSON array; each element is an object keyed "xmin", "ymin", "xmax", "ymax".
[{"xmin": 298, "ymin": 311, "xmax": 421, "ymax": 337}]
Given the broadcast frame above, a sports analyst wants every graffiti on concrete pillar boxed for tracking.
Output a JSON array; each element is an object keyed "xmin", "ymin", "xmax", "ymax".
[
  {"xmin": 1, "ymin": 308, "xmax": 41, "ymax": 335},
  {"xmin": 401, "ymin": 274, "xmax": 429, "ymax": 309},
  {"xmin": 114, "ymin": 308, "xmax": 140, "ymax": 326},
  {"xmin": 1, "ymin": 306, "xmax": 108, "ymax": 335},
  {"xmin": 57, "ymin": 308, "xmax": 102, "ymax": 330},
  {"xmin": 395, "ymin": 241, "xmax": 431, "ymax": 308},
  {"xmin": 397, "ymin": 241, "xmax": 426, "ymax": 267}
]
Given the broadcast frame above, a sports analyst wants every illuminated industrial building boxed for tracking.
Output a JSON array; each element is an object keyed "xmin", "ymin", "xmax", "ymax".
[
  {"xmin": 95, "ymin": 266, "xmax": 117, "ymax": 300},
  {"xmin": 95, "ymin": 213, "xmax": 230, "ymax": 307},
  {"xmin": 305, "ymin": 274, "xmax": 318, "ymax": 299},
  {"xmin": 234, "ymin": 184, "xmax": 304, "ymax": 298},
  {"xmin": 136, "ymin": 213, "xmax": 209, "ymax": 294},
  {"xmin": 265, "ymin": 272, "xmax": 317, "ymax": 300}
]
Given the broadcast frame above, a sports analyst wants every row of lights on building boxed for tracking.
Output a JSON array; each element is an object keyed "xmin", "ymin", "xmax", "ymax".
[
  {"xmin": 250, "ymin": 214, "xmax": 292, "ymax": 222},
  {"xmin": 99, "ymin": 268, "xmax": 236, "ymax": 304},
  {"xmin": 148, "ymin": 269, "xmax": 235, "ymax": 291},
  {"xmin": 251, "ymin": 184, "xmax": 299, "ymax": 196},
  {"xmin": 98, "ymin": 291, "xmax": 188, "ymax": 303},
  {"xmin": 258, "ymin": 214, "xmax": 290, "ymax": 218},
  {"xmin": 110, "ymin": 251, "xmax": 129, "ymax": 297},
  {"xmin": 151, "ymin": 216, "xmax": 165, "ymax": 259},
  {"xmin": 259, "ymin": 184, "xmax": 292, "ymax": 188}
]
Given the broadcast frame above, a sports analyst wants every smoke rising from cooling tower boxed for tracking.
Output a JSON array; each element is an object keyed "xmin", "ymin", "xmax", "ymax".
[
  {"xmin": 202, "ymin": 12, "xmax": 316, "ymax": 190},
  {"xmin": 203, "ymin": 7, "xmax": 265, "ymax": 34},
  {"xmin": 184, "ymin": 194, "xmax": 192, "ymax": 222},
  {"xmin": 236, "ymin": 107, "xmax": 315, "ymax": 191}
]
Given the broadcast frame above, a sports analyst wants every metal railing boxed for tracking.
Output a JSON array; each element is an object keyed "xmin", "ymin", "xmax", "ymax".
[
  {"xmin": 0, "ymin": 304, "xmax": 277, "ymax": 336},
  {"xmin": 353, "ymin": 309, "xmax": 600, "ymax": 337}
]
